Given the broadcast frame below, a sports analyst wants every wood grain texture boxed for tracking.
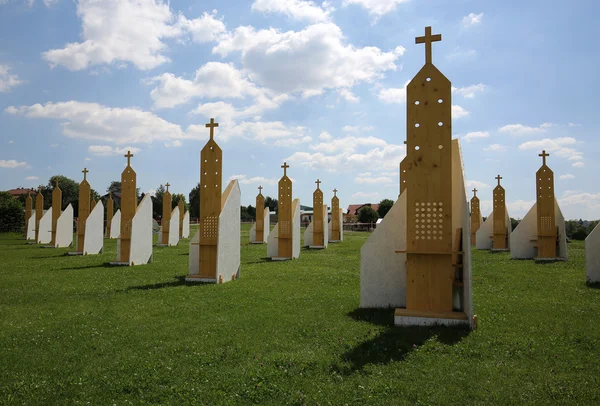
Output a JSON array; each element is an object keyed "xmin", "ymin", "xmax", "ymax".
[
  {"xmin": 119, "ymin": 151, "xmax": 137, "ymax": 263},
  {"xmin": 493, "ymin": 178, "xmax": 507, "ymax": 249},
  {"xmin": 77, "ymin": 178, "xmax": 91, "ymax": 253},
  {"xmin": 536, "ymin": 151, "xmax": 557, "ymax": 258},
  {"xmin": 161, "ymin": 187, "xmax": 172, "ymax": 245},
  {"xmin": 106, "ymin": 193, "xmax": 114, "ymax": 238},
  {"xmin": 313, "ymin": 181, "xmax": 324, "ymax": 246},
  {"xmin": 470, "ymin": 190, "xmax": 480, "ymax": 246},
  {"xmin": 278, "ymin": 163, "xmax": 293, "ymax": 258},
  {"xmin": 256, "ymin": 188, "xmax": 265, "ymax": 242},
  {"xmin": 35, "ymin": 190, "xmax": 43, "ymax": 242},
  {"xmin": 51, "ymin": 183, "xmax": 62, "ymax": 245},
  {"xmin": 331, "ymin": 191, "xmax": 340, "ymax": 241}
]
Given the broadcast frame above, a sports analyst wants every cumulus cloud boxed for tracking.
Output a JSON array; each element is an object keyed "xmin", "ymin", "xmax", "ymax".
[
  {"xmin": 228, "ymin": 174, "xmax": 277, "ymax": 185},
  {"xmin": 352, "ymin": 191, "xmax": 381, "ymax": 198},
  {"xmin": 355, "ymin": 172, "xmax": 394, "ymax": 184},
  {"xmin": 452, "ymin": 105, "xmax": 470, "ymax": 119},
  {"xmin": 342, "ymin": 0, "xmax": 409, "ymax": 16},
  {"xmin": 462, "ymin": 131, "xmax": 489, "ymax": 142},
  {"xmin": 559, "ymin": 174, "xmax": 575, "ymax": 180},
  {"xmin": 0, "ymin": 65, "xmax": 24, "ymax": 92},
  {"xmin": 0, "ymin": 159, "xmax": 29, "ymax": 168},
  {"xmin": 462, "ymin": 12, "xmax": 483, "ymax": 26},
  {"xmin": 88, "ymin": 145, "xmax": 141, "ymax": 156},
  {"xmin": 452, "ymin": 83, "xmax": 486, "ymax": 98},
  {"xmin": 499, "ymin": 123, "xmax": 553, "ymax": 135},
  {"xmin": 465, "ymin": 180, "xmax": 491, "ymax": 189},
  {"xmin": 483, "ymin": 144, "xmax": 506, "ymax": 152},
  {"xmin": 251, "ymin": 0, "xmax": 333, "ymax": 22},
  {"xmin": 25, "ymin": 176, "xmax": 39, "ymax": 180},
  {"xmin": 572, "ymin": 162, "xmax": 584, "ymax": 168},
  {"xmin": 518, "ymin": 137, "xmax": 583, "ymax": 162},
  {"xmin": 42, "ymin": 1, "xmax": 226, "ymax": 70},
  {"xmin": 310, "ymin": 135, "xmax": 387, "ymax": 154}
]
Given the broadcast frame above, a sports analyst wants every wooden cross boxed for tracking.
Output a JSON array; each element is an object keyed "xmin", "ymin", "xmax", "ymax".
[
  {"xmin": 55, "ymin": 179, "xmax": 59, "ymax": 188},
  {"xmin": 416, "ymin": 26, "xmax": 442, "ymax": 64},
  {"xmin": 165, "ymin": 182, "xmax": 170, "ymax": 192},
  {"xmin": 109, "ymin": 191, "xmax": 112, "ymax": 198},
  {"xmin": 495, "ymin": 175, "xmax": 502, "ymax": 186},
  {"xmin": 258, "ymin": 185, "xmax": 263, "ymax": 194},
  {"xmin": 472, "ymin": 188, "xmax": 477, "ymax": 197},
  {"xmin": 82, "ymin": 167, "xmax": 89, "ymax": 181},
  {"xmin": 315, "ymin": 179, "xmax": 321, "ymax": 189},
  {"xmin": 539, "ymin": 150, "xmax": 550, "ymax": 166},
  {"xmin": 38, "ymin": 185, "xmax": 43, "ymax": 193},
  {"xmin": 281, "ymin": 162, "xmax": 289, "ymax": 176},
  {"xmin": 333, "ymin": 188, "xmax": 338, "ymax": 197},
  {"xmin": 205, "ymin": 118, "xmax": 219, "ymax": 140},
  {"xmin": 124, "ymin": 150, "xmax": 134, "ymax": 166}
]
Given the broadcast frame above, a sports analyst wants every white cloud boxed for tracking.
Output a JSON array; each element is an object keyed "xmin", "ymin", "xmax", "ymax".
[
  {"xmin": 88, "ymin": 145, "xmax": 141, "ymax": 156},
  {"xmin": 146, "ymin": 189, "xmax": 156, "ymax": 197},
  {"xmin": 0, "ymin": 65, "xmax": 24, "ymax": 92},
  {"xmin": 342, "ymin": 125, "xmax": 374, "ymax": 133},
  {"xmin": 213, "ymin": 23, "xmax": 405, "ymax": 98},
  {"xmin": 25, "ymin": 176, "xmax": 39, "ymax": 180},
  {"xmin": 483, "ymin": 144, "xmax": 506, "ymax": 152},
  {"xmin": 355, "ymin": 172, "xmax": 394, "ymax": 184},
  {"xmin": 165, "ymin": 140, "xmax": 182, "ymax": 148},
  {"xmin": 446, "ymin": 48, "xmax": 477, "ymax": 61},
  {"xmin": 568, "ymin": 123, "xmax": 582, "ymax": 127},
  {"xmin": 42, "ymin": 1, "xmax": 226, "ymax": 71},
  {"xmin": 452, "ymin": 83, "xmax": 486, "ymax": 98},
  {"xmin": 465, "ymin": 180, "xmax": 491, "ymax": 189},
  {"xmin": 558, "ymin": 191, "xmax": 600, "ymax": 219},
  {"xmin": 507, "ymin": 200, "xmax": 536, "ymax": 218},
  {"xmin": 84, "ymin": 157, "xmax": 92, "ymax": 161},
  {"xmin": 319, "ymin": 131, "xmax": 333, "ymax": 141},
  {"xmin": 462, "ymin": 12, "xmax": 483, "ymax": 27},
  {"xmin": 310, "ymin": 134, "xmax": 387, "ymax": 154},
  {"xmin": 518, "ymin": 137, "xmax": 583, "ymax": 162},
  {"xmin": 462, "ymin": 131, "xmax": 489, "ymax": 142},
  {"xmin": 378, "ymin": 79, "xmax": 409, "ymax": 104},
  {"xmin": 251, "ymin": 0, "xmax": 332, "ymax": 22},
  {"xmin": 559, "ymin": 174, "xmax": 575, "ymax": 180},
  {"xmin": 572, "ymin": 162, "xmax": 584, "ymax": 168},
  {"xmin": 342, "ymin": 0, "xmax": 409, "ymax": 16},
  {"xmin": 499, "ymin": 123, "xmax": 553, "ymax": 136},
  {"xmin": 273, "ymin": 136, "xmax": 312, "ymax": 147},
  {"xmin": 452, "ymin": 105, "xmax": 470, "ymax": 119},
  {"xmin": 8, "ymin": 140, "xmax": 14, "ymax": 144},
  {"xmin": 0, "ymin": 159, "xmax": 28, "ymax": 168},
  {"xmin": 228, "ymin": 174, "xmax": 277, "ymax": 185},
  {"xmin": 352, "ymin": 191, "xmax": 381, "ymax": 198},
  {"xmin": 338, "ymin": 88, "xmax": 360, "ymax": 103}
]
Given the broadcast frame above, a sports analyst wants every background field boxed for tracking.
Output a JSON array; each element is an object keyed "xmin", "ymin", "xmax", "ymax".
[{"xmin": 1, "ymin": 227, "xmax": 599, "ymax": 405}]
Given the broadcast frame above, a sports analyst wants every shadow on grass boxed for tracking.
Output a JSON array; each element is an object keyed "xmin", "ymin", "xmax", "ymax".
[
  {"xmin": 586, "ymin": 281, "xmax": 600, "ymax": 289},
  {"xmin": 60, "ymin": 263, "xmax": 115, "ymax": 270},
  {"xmin": 245, "ymin": 257, "xmax": 272, "ymax": 264},
  {"xmin": 124, "ymin": 275, "xmax": 192, "ymax": 291},
  {"xmin": 340, "ymin": 308, "xmax": 470, "ymax": 374}
]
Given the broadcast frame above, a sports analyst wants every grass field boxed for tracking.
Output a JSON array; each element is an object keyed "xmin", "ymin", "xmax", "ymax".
[{"xmin": 1, "ymin": 226, "xmax": 599, "ymax": 405}]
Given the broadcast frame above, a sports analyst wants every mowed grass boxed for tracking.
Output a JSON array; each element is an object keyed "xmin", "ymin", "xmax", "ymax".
[{"xmin": 1, "ymin": 226, "xmax": 600, "ymax": 405}]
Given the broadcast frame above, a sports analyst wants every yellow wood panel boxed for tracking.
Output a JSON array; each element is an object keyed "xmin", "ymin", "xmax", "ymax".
[
  {"xmin": 51, "ymin": 181, "xmax": 62, "ymax": 245},
  {"xmin": 120, "ymin": 151, "xmax": 137, "ymax": 262},
  {"xmin": 256, "ymin": 186, "xmax": 265, "ymax": 242},
  {"xmin": 470, "ymin": 188, "xmax": 480, "ymax": 246},
  {"xmin": 77, "ymin": 170, "xmax": 91, "ymax": 253},
  {"xmin": 400, "ymin": 158, "xmax": 408, "ymax": 195},
  {"xmin": 162, "ymin": 184, "xmax": 172, "ymax": 245},
  {"xmin": 278, "ymin": 162, "xmax": 293, "ymax": 258},
  {"xmin": 493, "ymin": 175, "xmax": 507, "ymax": 249},
  {"xmin": 331, "ymin": 189, "xmax": 340, "ymax": 241},
  {"xmin": 35, "ymin": 187, "xmax": 43, "ymax": 242},
  {"xmin": 25, "ymin": 192, "xmax": 32, "ymax": 237},
  {"xmin": 536, "ymin": 150, "xmax": 556, "ymax": 258},
  {"xmin": 106, "ymin": 193, "xmax": 114, "ymax": 238},
  {"xmin": 313, "ymin": 180, "xmax": 324, "ymax": 246},
  {"xmin": 199, "ymin": 119, "xmax": 222, "ymax": 278},
  {"xmin": 178, "ymin": 200, "xmax": 184, "ymax": 238},
  {"xmin": 406, "ymin": 254, "xmax": 454, "ymax": 313}
]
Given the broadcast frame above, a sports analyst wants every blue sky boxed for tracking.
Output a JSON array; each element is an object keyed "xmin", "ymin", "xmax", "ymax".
[{"xmin": 0, "ymin": 0, "xmax": 598, "ymax": 219}]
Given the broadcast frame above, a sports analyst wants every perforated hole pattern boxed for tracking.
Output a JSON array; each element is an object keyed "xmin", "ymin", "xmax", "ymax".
[
  {"xmin": 414, "ymin": 201, "xmax": 444, "ymax": 240},
  {"xmin": 202, "ymin": 216, "xmax": 218, "ymax": 238},
  {"xmin": 540, "ymin": 216, "xmax": 553, "ymax": 233}
]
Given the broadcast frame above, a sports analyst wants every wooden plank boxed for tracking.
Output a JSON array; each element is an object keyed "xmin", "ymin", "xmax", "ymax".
[
  {"xmin": 470, "ymin": 189, "xmax": 480, "ymax": 246},
  {"xmin": 536, "ymin": 150, "xmax": 557, "ymax": 258},
  {"xmin": 394, "ymin": 308, "xmax": 468, "ymax": 320},
  {"xmin": 51, "ymin": 181, "xmax": 61, "ymax": 245},
  {"xmin": 331, "ymin": 190, "xmax": 340, "ymax": 241},
  {"xmin": 77, "ymin": 171, "xmax": 91, "ymax": 253},
  {"xmin": 492, "ymin": 175, "xmax": 507, "ymax": 249},
  {"xmin": 106, "ymin": 193, "xmax": 114, "ymax": 238},
  {"xmin": 161, "ymin": 184, "xmax": 172, "ymax": 245},
  {"xmin": 120, "ymin": 151, "xmax": 137, "ymax": 263},
  {"xmin": 313, "ymin": 180, "xmax": 324, "ymax": 246},
  {"xmin": 278, "ymin": 163, "xmax": 293, "ymax": 258},
  {"xmin": 256, "ymin": 187, "xmax": 265, "ymax": 242}
]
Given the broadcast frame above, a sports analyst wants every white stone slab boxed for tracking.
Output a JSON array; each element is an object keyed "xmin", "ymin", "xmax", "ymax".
[
  {"xmin": 586, "ymin": 223, "xmax": 600, "ymax": 283},
  {"xmin": 54, "ymin": 204, "xmax": 73, "ymax": 248},
  {"xmin": 26, "ymin": 210, "xmax": 36, "ymax": 240},
  {"xmin": 38, "ymin": 207, "xmax": 52, "ymax": 244},
  {"xmin": 182, "ymin": 211, "xmax": 190, "ymax": 238},
  {"xmin": 119, "ymin": 194, "xmax": 153, "ymax": 266},
  {"xmin": 475, "ymin": 208, "xmax": 512, "ymax": 250},
  {"xmin": 267, "ymin": 198, "xmax": 301, "ymax": 259},
  {"xmin": 328, "ymin": 208, "xmax": 344, "ymax": 242},
  {"xmin": 109, "ymin": 209, "xmax": 121, "ymax": 239},
  {"xmin": 394, "ymin": 315, "xmax": 471, "ymax": 327},
  {"xmin": 188, "ymin": 180, "xmax": 241, "ymax": 282},
  {"xmin": 250, "ymin": 208, "xmax": 270, "ymax": 244},
  {"xmin": 165, "ymin": 206, "xmax": 180, "ymax": 246},
  {"xmin": 82, "ymin": 201, "xmax": 104, "ymax": 255},
  {"xmin": 510, "ymin": 198, "xmax": 567, "ymax": 260}
]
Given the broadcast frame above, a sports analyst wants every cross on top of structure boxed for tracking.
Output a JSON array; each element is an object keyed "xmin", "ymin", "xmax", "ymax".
[
  {"xmin": 258, "ymin": 185, "xmax": 263, "ymax": 194},
  {"xmin": 333, "ymin": 188, "xmax": 338, "ymax": 197},
  {"xmin": 82, "ymin": 167, "xmax": 89, "ymax": 181},
  {"xmin": 496, "ymin": 175, "xmax": 502, "ymax": 186},
  {"xmin": 205, "ymin": 118, "xmax": 219, "ymax": 140},
  {"xmin": 539, "ymin": 150, "xmax": 550, "ymax": 166},
  {"xmin": 472, "ymin": 188, "xmax": 477, "ymax": 197},
  {"xmin": 55, "ymin": 180, "xmax": 59, "ymax": 188},
  {"xmin": 315, "ymin": 179, "xmax": 321, "ymax": 189},
  {"xmin": 124, "ymin": 150, "xmax": 134, "ymax": 166},
  {"xmin": 109, "ymin": 191, "xmax": 112, "ymax": 198},
  {"xmin": 38, "ymin": 185, "xmax": 43, "ymax": 193},
  {"xmin": 416, "ymin": 26, "xmax": 442, "ymax": 65},
  {"xmin": 281, "ymin": 162, "xmax": 289, "ymax": 176},
  {"xmin": 165, "ymin": 182, "xmax": 170, "ymax": 192}
]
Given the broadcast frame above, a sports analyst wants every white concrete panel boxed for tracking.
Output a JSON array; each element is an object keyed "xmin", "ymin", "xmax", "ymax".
[
  {"xmin": 55, "ymin": 204, "xmax": 73, "ymax": 248},
  {"xmin": 249, "ymin": 222, "xmax": 256, "ymax": 243},
  {"xmin": 129, "ymin": 194, "xmax": 153, "ymax": 266},
  {"xmin": 188, "ymin": 229, "xmax": 200, "ymax": 275},
  {"xmin": 26, "ymin": 210, "xmax": 36, "ymax": 240},
  {"xmin": 292, "ymin": 198, "xmax": 301, "ymax": 259},
  {"xmin": 586, "ymin": 223, "xmax": 600, "ymax": 283},
  {"xmin": 506, "ymin": 207, "xmax": 513, "ymax": 248},
  {"xmin": 182, "ymin": 211, "xmax": 190, "ymax": 238},
  {"xmin": 38, "ymin": 207, "xmax": 52, "ymax": 244},
  {"xmin": 216, "ymin": 180, "xmax": 241, "ymax": 282},
  {"xmin": 168, "ymin": 206, "xmax": 180, "ymax": 246},
  {"xmin": 360, "ymin": 192, "xmax": 406, "ymax": 308},
  {"xmin": 476, "ymin": 212, "xmax": 493, "ymax": 250},
  {"xmin": 263, "ymin": 208, "xmax": 270, "ymax": 242},
  {"xmin": 110, "ymin": 209, "xmax": 121, "ymax": 239},
  {"xmin": 83, "ymin": 201, "xmax": 104, "ymax": 255},
  {"xmin": 303, "ymin": 220, "xmax": 313, "ymax": 247},
  {"xmin": 555, "ymin": 198, "xmax": 568, "ymax": 260},
  {"xmin": 510, "ymin": 203, "xmax": 537, "ymax": 259},
  {"xmin": 267, "ymin": 221, "xmax": 279, "ymax": 258}
]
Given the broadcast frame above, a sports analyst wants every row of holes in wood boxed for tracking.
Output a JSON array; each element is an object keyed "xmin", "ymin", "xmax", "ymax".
[{"xmin": 414, "ymin": 202, "xmax": 444, "ymax": 240}]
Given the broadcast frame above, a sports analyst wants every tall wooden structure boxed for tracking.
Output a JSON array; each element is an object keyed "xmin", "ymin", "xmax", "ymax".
[
  {"xmin": 312, "ymin": 179, "xmax": 325, "ymax": 247},
  {"xmin": 161, "ymin": 183, "xmax": 172, "ymax": 245},
  {"xmin": 331, "ymin": 188, "xmax": 341, "ymax": 241},
  {"xmin": 199, "ymin": 118, "xmax": 222, "ymax": 278},
  {"xmin": 25, "ymin": 191, "xmax": 32, "ymax": 237},
  {"xmin": 400, "ymin": 157, "xmax": 408, "ymax": 195},
  {"xmin": 470, "ymin": 188, "xmax": 480, "ymax": 246},
  {"xmin": 77, "ymin": 168, "xmax": 91, "ymax": 252},
  {"xmin": 106, "ymin": 192, "xmax": 114, "ymax": 238},
  {"xmin": 536, "ymin": 150, "xmax": 557, "ymax": 258},
  {"xmin": 277, "ymin": 162, "xmax": 293, "ymax": 258},
  {"xmin": 403, "ymin": 26, "xmax": 455, "ymax": 314},
  {"xmin": 493, "ymin": 175, "xmax": 507, "ymax": 249},
  {"xmin": 255, "ymin": 186, "xmax": 265, "ymax": 242},
  {"xmin": 178, "ymin": 199, "xmax": 184, "ymax": 238},
  {"xmin": 50, "ymin": 180, "xmax": 62, "ymax": 245},
  {"xmin": 119, "ymin": 151, "xmax": 137, "ymax": 262},
  {"xmin": 35, "ymin": 186, "xmax": 43, "ymax": 242}
]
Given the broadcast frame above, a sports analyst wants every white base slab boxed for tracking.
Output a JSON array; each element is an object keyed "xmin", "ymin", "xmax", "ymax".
[
  {"xmin": 394, "ymin": 315, "xmax": 471, "ymax": 327},
  {"xmin": 309, "ymin": 246, "xmax": 326, "ymax": 249},
  {"xmin": 108, "ymin": 262, "xmax": 130, "ymax": 266},
  {"xmin": 67, "ymin": 252, "xmax": 83, "ymax": 256},
  {"xmin": 329, "ymin": 240, "xmax": 341, "ymax": 243},
  {"xmin": 272, "ymin": 257, "xmax": 292, "ymax": 261},
  {"xmin": 534, "ymin": 257, "xmax": 568, "ymax": 262},
  {"xmin": 490, "ymin": 248, "xmax": 510, "ymax": 252},
  {"xmin": 250, "ymin": 241, "xmax": 265, "ymax": 244},
  {"xmin": 185, "ymin": 277, "xmax": 217, "ymax": 283}
]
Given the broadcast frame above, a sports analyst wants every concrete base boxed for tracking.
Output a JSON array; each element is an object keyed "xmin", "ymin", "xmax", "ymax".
[
  {"xmin": 272, "ymin": 257, "xmax": 292, "ymax": 261},
  {"xmin": 329, "ymin": 240, "xmax": 342, "ymax": 243},
  {"xmin": 534, "ymin": 257, "xmax": 568, "ymax": 263},
  {"xmin": 309, "ymin": 245, "xmax": 326, "ymax": 249},
  {"xmin": 67, "ymin": 252, "xmax": 83, "ymax": 256},
  {"xmin": 108, "ymin": 262, "xmax": 130, "ymax": 266},
  {"xmin": 490, "ymin": 248, "xmax": 510, "ymax": 253},
  {"xmin": 250, "ymin": 241, "xmax": 265, "ymax": 245},
  {"xmin": 185, "ymin": 276, "xmax": 217, "ymax": 283},
  {"xmin": 27, "ymin": 241, "xmax": 37, "ymax": 245},
  {"xmin": 394, "ymin": 309, "xmax": 470, "ymax": 327}
]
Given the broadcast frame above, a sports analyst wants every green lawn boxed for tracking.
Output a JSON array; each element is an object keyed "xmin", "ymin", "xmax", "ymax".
[{"xmin": 1, "ymin": 227, "xmax": 599, "ymax": 405}]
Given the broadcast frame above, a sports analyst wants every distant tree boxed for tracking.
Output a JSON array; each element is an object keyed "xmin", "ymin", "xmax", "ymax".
[
  {"xmin": 264, "ymin": 196, "xmax": 278, "ymax": 213},
  {"xmin": 247, "ymin": 204, "xmax": 256, "ymax": 219},
  {"xmin": 510, "ymin": 218, "xmax": 521, "ymax": 230},
  {"xmin": 189, "ymin": 183, "xmax": 200, "ymax": 218},
  {"xmin": 91, "ymin": 189, "xmax": 101, "ymax": 202},
  {"xmin": 43, "ymin": 175, "xmax": 79, "ymax": 211},
  {"xmin": 377, "ymin": 199, "xmax": 394, "ymax": 218},
  {"xmin": 240, "ymin": 206, "xmax": 251, "ymax": 221},
  {"xmin": 107, "ymin": 181, "xmax": 140, "ymax": 200},
  {"xmin": 357, "ymin": 206, "xmax": 378, "ymax": 223},
  {"xmin": 151, "ymin": 184, "xmax": 166, "ymax": 219},
  {"xmin": 172, "ymin": 194, "xmax": 189, "ymax": 213},
  {"xmin": 0, "ymin": 191, "xmax": 24, "ymax": 232}
]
